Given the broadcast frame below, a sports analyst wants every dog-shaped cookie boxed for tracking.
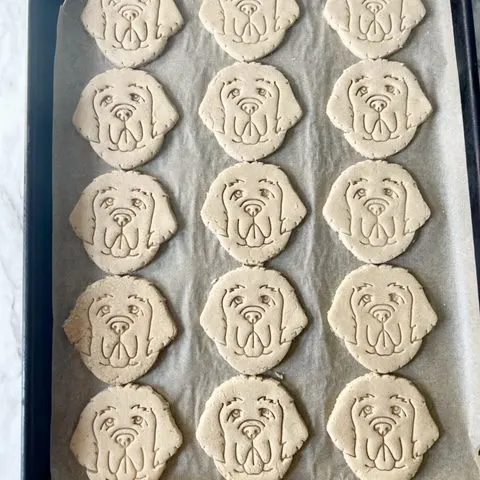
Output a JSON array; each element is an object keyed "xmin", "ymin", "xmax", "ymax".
[
  {"xmin": 328, "ymin": 373, "xmax": 439, "ymax": 480},
  {"xmin": 323, "ymin": 160, "xmax": 430, "ymax": 263},
  {"xmin": 201, "ymin": 267, "xmax": 308, "ymax": 374},
  {"xmin": 201, "ymin": 162, "xmax": 306, "ymax": 264},
  {"xmin": 197, "ymin": 375, "xmax": 308, "ymax": 480},
  {"xmin": 327, "ymin": 60, "xmax": 432, "ymax": 158},
  {"xmin": 71, "ymin": 384, "xmax": 182, "ymax": 480},
  {"xmin": 324, "ymin": 0, "xmax": 426, "ymax": 59},
  {"xmin": 81, "ymin": 0, "xmax": 183, "ymax": 68},
  {"xmin": 70, "ymin": 171, "xmax": 177, "ymax": 275},
  {"xmin": 328, "ymin": 265, "xmax": 437, "ymax": 373},
  {"xmin": 200, "ymin": 0, "xmax": 300, "ymax": 61},
  {"xmin": 74, "ymin": 69, "xmax": 178, "ymax": 169},
  {"xmin": 199, "ymin": 62, "xmax": 302, "ymax": 161},
  {"xmin": 64, "ymin": 276, "xmax": 177, "ymax": 385}
]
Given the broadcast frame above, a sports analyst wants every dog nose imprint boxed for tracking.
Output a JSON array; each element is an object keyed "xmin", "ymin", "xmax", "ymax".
[
  {"xmin": 115, "ymin": 107, "xmax": 133, "ymax": 121},
  {"xmin": 367, "ymin": 202, "xmax": 385, "ymax": 216},
  {"xmin": 241, "ymin": 102, "xmax": 259, "ymax": 115},
  {"xmin": 240, "ymin": 3, "xmax": 257, "ymax": 15},
  {"xmin": 111, "ymin": 320, "xmax": 130, "ymax": 335},
  {"xmin": 121, "ymin": 8, "xmax": 140, "ymax": 21},
  {"xmin": 369, "ymin": 98, "xmax": 387, "ymax": 112},
  {"xmin": 241, "ymin": 424, "xmax": 261, "ymax": 439},
  {"xmin": 115, "ymin": 432, "xmax": 135, "ymax": 448},
  {"xmin": 243, "ymin": 310, "xmax": 262, "ymax": 324},
  {"xmin": 373, "ymin": 422, "xmax": 392, "ymax": 437},
  {"xmin": 244, "ymin": 203, "xmax": 262, "ymax": 217},
  {"xmin": 365, "ymin": 1, "xmax": 383, "ymax": 14},
  {"xmin": 372, "ymin": 308, "xmax": 391, "ymax": 322},
  {"xmin": 113, "ymin": 212, "xmax": 132, "ymax": 226}
]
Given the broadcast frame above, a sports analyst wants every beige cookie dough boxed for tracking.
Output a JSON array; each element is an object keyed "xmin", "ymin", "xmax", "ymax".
[
  {"xmin": 73, "ymin": 69, "xmax": 178, "ymax": 170},
  {"xmin": 324, "ymin": 0, "xmax": 426, "ymax": 59},
  {"xmin": 201, "ymin": 162, "xmax": 306, "ymax": 265},
  {"xmin": 327, "ymin": 373, "xmax": 439, "ymax": 480},
  {"xmin": 64, "ymin": 276, "xmax": 177, "ymax": 385},
  {"xmin": 197, "ymin": 375, "xmax": 308, "ymax": 480},
  {"xmin": 323, "ymin": 160, "xmax": 430, "ymax": 263},
  {"xmin": 199, "ymin": 62, "xmax": 302, "ymax": 162},
  {"xmin": 329, "ymin": 265, "xmax": 437, "ymax": 373},
  {"xmin": 70, "ymin": 171, "xmax": 177, "ymax": 275},
  {"xmin": 327, "ymin": 60, "xmax": 432, "ymax": 158},
  {"xmin": 71, "ymin": 384, "xmax": 182, "ymax": 480},
  {"xmin": 201, "ymin": 266, "xmax": 308, "ymax": 374},
  {"xmin": 81, "ymin": 0, "xmax": 183, "ymax": 68},
  {"xmin": 200, "ymin": 0, "xmax": 300, "ymax": 61}
]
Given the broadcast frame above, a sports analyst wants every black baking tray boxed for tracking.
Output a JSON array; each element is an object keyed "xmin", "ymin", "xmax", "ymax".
[{"xmin": 22, "ymin": 0, "xmax": 480, "ymax": 478}]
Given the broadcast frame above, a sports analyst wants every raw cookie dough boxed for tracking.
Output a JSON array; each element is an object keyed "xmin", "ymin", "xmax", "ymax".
[
  {"xmin": 71, "ymin": 384, "xmax": 182, "ymax": 480},
  {"xmin": 199, "ymin": 0, "xmax": 300, "ymax": 61},
  {"xmin": 327, "ymin": 60, "xmax": 432, "ymax": 158},
  {"xmin": 64, "ymin": 275, "xmax": 177, "ymax": 385},
  {"xmin": 201, "ymin": 266, "xmax": 308, "ymax": 374},
  {"xmin": 197, "ymin": 375, "xmax": 308, "ymax": 480},
  {"xmin": 323, "ymin": 160, "xmax": 430, "ymax": 263},
  {"xmin": 328, "ymin": 264, "xmax": 437, "ymax": 373},
  {"xmin": 70, "ymin": 170, "xmax": 177, "ymax": 275},
  {"xmin": 73, "ymin": 69, "xmax": 178, "ymax": 170},
  {"xmin": 199, "ymin": 62, "xmax": 302, "ymax": 162},
  {"xmin": 81, "ymin": 0, "xmax": 184, "ymax": 68},
  {"xmin": 324, "ymin": 0, "xmax": 426, "ymax": 59},
  {"xmin": 201, "ymin": 162, "xmax": 306, "ymax": 265},
  {"xmin": 327, "ymin": 373, "xmax": 439, "ymax": 480}
]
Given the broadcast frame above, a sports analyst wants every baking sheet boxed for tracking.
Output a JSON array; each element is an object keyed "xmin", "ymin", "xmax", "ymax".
[{"xmin": 51, "ymin": 0, "xmax": 480, "ymax": 478}]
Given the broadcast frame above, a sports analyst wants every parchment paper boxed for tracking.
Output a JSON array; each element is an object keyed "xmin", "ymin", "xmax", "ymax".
[{"xmin": 51, "ymin": 0, "xmax": 480, "ymax": 478}]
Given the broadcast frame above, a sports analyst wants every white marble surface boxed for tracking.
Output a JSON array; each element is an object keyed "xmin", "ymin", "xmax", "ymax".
[{"xmin": 0, "ymin": 2, "xmax": 477, "ymax": 480}]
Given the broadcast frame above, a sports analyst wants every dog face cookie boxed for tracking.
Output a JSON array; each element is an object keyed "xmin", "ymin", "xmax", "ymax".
[
  {"xmin": 199, "ymin": 62, "xmax": 302, "ymax": 161},
  {"xmin": 324, "ymin": 0, "xmax": 426, "ymax": 59},
  {"xmin": 74, "ymin": 69, "xmax": 178, "ymax": 170},
  {"xmin": 81, "ymin": 0, "xmax": 183, "ymax": 68},
  {"xmin": 327, "ymin": 373, "xmax": 439, "ymax": 480},
  {"xmin": 201, "ymin": 267, "xmax": 307, "ymax": 374},
  {"xmin": 64, "ymin": 276, "xmax": 176, "ymax": 385},
  {"xmin": 199, "ymin": 0, "xmax": 300, "ymax": 61},
  {"xmin": 329, "ymin": 265, "xmax": 437, "ymax": 373},
  {"xmin": 201, "ymin": 162, "xmax": 306, "ymax": 264},
  {"xmin": 71, "ymin": 384, "xmax": 182, "ymax": 480},
  {"xmin": 327, "ymin": 60, "xmax": 432, "ymax": 158},
  {"xmin": 323, "ymin": 160, "xmax": 430, "ymax": 263},
  {"xmin": 197, "ymin": 375, "xmax": 308, "ymax": 480},
  {"xmin": 70, "ymin": 171, "xmax": 177, "ymax": 274}
]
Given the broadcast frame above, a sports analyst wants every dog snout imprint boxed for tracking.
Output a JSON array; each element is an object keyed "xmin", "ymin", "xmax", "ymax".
[
  {"xmin": 197, "ymin": 375, "xmax": 308, "ymax": 480},
  {"xmin": 328, "ymin": 264, "xmax": 437, "ymax": 373},
  {"xmin": 73, "ymin": 69, "xmax": 179, "ymax": 170},
  {"xmin": 327, "ymin": 373, "xmax": 439, "ymax": 480},
  {"xmin": 324, "ymin": 0, "xmax": 426, "ymax": 59},
  {"xmin": 199, "ymin": 62, "xmax": 302, "ymax": 161},
  {"xmin": 323, "ymin": 160, "xmax": 431, "ymax": 264},
  {"xmin": 200, "ymin": 266, "xmax": 308, "ymax": 374},
  {"xmin": 200, "ymin": 0, "xmax": 300, "ymax": 61},
  {"xmin": 70, "ymin": 170, "xmax": 177, "ymax": 275},
  {"xmin": 81, "ymin": 0, "xmax": 184, "ymax": 68},
  {"xmin": 71, "ymin": 384, "xmax": 182, "ymax": 480},
  {"xmin": 327, "ymin": 60, "xmax": 432, "ymax": 158}
]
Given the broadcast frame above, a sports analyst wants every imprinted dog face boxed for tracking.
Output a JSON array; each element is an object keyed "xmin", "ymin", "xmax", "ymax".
[
  {"xmin": 323, "ymin": 160, "xmax": 430, "ymax": 263},
  {"xmin": 324, "ymin": 0, "xmax": 426, "ymax": 59},
  {"xmin": 64, "ymin": 276, "xmax": 176, "ymax": 384},
  {"xmin": 81, "ymin": 0, "xmax": 184, "ymax": 68},
  {"xmin": 327, "ymin": 374, "xmax": 439, "ymax": 480},
  {"xmin": 197, "ymin": 376, "xmax": 308, "ymax": 480},
  {"xmin": 74, "ymin": 69, "xmax": 178, "ymax": 169},
  {"xmin": 328, "ymin": 265, "xmax": 437, "ymax": 373},
  {"xmin": 199, "ymin": 63, "xmax": 302, "ymax": 161},
  {"xmin": 327, "ymin": 60, "xmax": 431, "ymax": 158},
  {"xmin": 71, "ymin": 384, "xmax": 182, "ymax": 480},
  {"xmin": 201, "ymin": 162, "xmax": 306, "ymax": 264},
  {"xmin": 200, "ymin": 0, "xmax": 300, "ymax": 61},
  {"xmin": 200, "ymin": 267, "xmax": 308, "ymax": 374},
  {"xmin": 70, "ymin": 171, "xmax": 177, "ymax": 275}
]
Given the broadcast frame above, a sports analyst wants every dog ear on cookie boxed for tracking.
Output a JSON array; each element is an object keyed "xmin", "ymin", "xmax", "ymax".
[
  {"xmin": 327, "ymin": 74, "xmax": 355, "ymax": 133},
  {"xmin": 147, "ymin": 179, "xmax": 178, "ymax": 247},
  {"xmin": 275, "ymin": 77, "xmax": 302, "ymax": 133},
  {"xmin": 201, "ymin": 180, "xmax": 228, "ymax": 237},
  {"xmin": 401, "ymin": 0, "xmax": 426, "ymax": 31},
  {"xmin": 280, "ymin": 396, "xmax": 308, "ymax": 459},
  {"xmin": 81, "ymin": 0, "xmax": 106, "ymax": 40},
  {"xmin": 196, "ymin": 398, "xmax": 226, "ymax": 462},
  {"xmin": 410, "ymin": 282, "xmax": 437, "ymax": 342},
  {"xmin": 323, "ymin": 178, "xmax": 352, "ymax": 235},
  {"xmin": 323, "ymin": 0, "xmax": 350, "ymax": 31},
  {"xmin": 199, "ymin": 0, "xmax": 225, "ymax": 33},
  {"xmin": 147, "ymin": 296, "xmax": 177, "ymax": 355},
  {"xmin": 276, "ymin": 171, "xmax": 306, "ymax": 234},
  {"xmin": 328, "ymin": 285, "xmax": 357, "ymax": 344},
  {"xmin": 327, "ymin": 394, "xmax": 357, "ymax": 457},
  {"xmin": 156, "ymin": 0, "xmax": 184, "ymax": 38},
  {"xmin": 200, "ymin": 281, "xmax": 228, "ymax": 345},
  {"xmin": 73, "ymin": 80, "xmax": 101, "ymax": 143},
  {"xmin": 199, "ymin": 75, "xmax": 226, "ymax": 134},
  {"xmin": 402, "ymin": 69, "xmax": 432, "ymax": 129},
  {"xmin": 280, "ymin": 287, "xmax": 308, "ymax": 344},
  {"xmin": 64, "ymin": 299, "xmax": 93, "ymax": 356},
  {"xmin": 70, "ymin": 185, "xmax": 97, "ymax": 246},
  {"xmin": 275, "ymin": 0, "xmax": 300, "ymax": 31},
  {"xmin": 403, "ymin": 178, "xmax": 430, "ymax": 234},
  {"xmin": 410, "ymin": 394, "xmax": 439, "ymax": 457}
]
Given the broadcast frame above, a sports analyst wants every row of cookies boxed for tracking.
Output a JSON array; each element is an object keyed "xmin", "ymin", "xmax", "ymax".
[
  {"xmin": 322, "ymin": 1, "xmax": 440, "ymax": 479},
  {"xmin": 65, "ymin": 1, "xmax": 188, "ymax": 479}
]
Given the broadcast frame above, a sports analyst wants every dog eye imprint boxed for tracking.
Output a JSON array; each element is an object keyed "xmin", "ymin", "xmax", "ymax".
[
  {"xmin": 260, "ymin": 294, "xmax": 274, "ymax": 306},
  {"xmin": 230, "ymin": 296, "xmax": 244, "ymax": 307},
  {"xmin": 101, "ymin": 417, "xmax": 116, "ymax": 430},
  {"xmin": 128, "ymin": 304, "xmax": 140, "ymax": 315},
  {"xmin": 388, "ymin": 292, "xmax": 404, "ymax": 305},
  {"xmin": 131, "ymin": 198, "xmax": 146, "ymax": 209},
  {"xmin": 227, "ymin": 408, "xmax": 242, "ymax": 421},
  {"xmin": 98, "ymin": 305, "xmax": 112, "ymax": 316},
  {"xmin": 132, "ymin": 415, "xmax": 145, "ymax": 426},
  {"xmin": 230, "ymin": 189, "xmax": 244, "ymax": 200},
  {"xmin": 353, "ymin": 188, "xmax": 367, "ymax": 199},
  {"xmin": 258, "ymin": 407, "xmax": 274, "ymax": 419},
  {"xmin": 385, "ymin": 85, "xmax": 400, "ymax": 95},
  {"xmin": 129, "ymin": 93, "xmax": 144, "ymax": 103},
  {"xmin": 360, "ymin": 405, "xmax": 373, "ymax": 417},
  {"xmin": 359, "ymin": 294, "xmax": 372, "ymax": 306},
  {"xmin": 390, "ymin": 405, "xmax": 405, "ymax": 417},
  {"xmin": 356, "ymin": 86, "xmax": 368, "ymax": 97},
  {"xmin": 257, "ymin": 87, "xmax": 268, "ymax": 97},
  {"xmin": 100, "ymin": 197, "xmax": 115, "ymax": 208},
  {"xmin": 383, "ymin": 187, "xmax": 396, "ymax": 197},
  {"xmin": 259, "ymin": 188, "xmax": 273, "ymax": 199},
  {"xmin": 227, "ymin": 88, "xmax": 241, "ymax": 99},
  {"xmin": 100, "ymin": 95, "xmax": 113, "ymax": 107}
]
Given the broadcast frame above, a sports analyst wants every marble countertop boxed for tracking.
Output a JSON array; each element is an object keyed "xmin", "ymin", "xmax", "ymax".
[{"xmin": 0, "ymin": 2, "xmax": 477, "ymax": 480}]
